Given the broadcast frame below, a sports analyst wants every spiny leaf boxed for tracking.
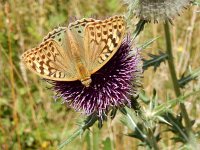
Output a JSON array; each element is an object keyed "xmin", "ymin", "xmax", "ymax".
[
  {"xmin": 139, "ymin": 90, "xmax": 150, "ymax": 104},
  {"xmin": 127, "ymin": 123, "xmax": 147, "ymax": 141},
  {"xmin": 121, "ymin": 107, "xmax": 160, "ymax": 149},
  {"xmin": 154, "ymin": 89, "xmax": 200, "ymax": 116},
  {"xmin": 57, "ymin": 128, "xmax": 84, "ymax": 150},
  {"xmin": 138, "ymin": 37, "xmax": 159, "ymax": 50},
  {"xmin": 130, "ymin": 95, "xmax": 141, "ymax": 113},
  {"xmin": 57, "ymin": 113, "xmax": 98, "ymax": 149},
  {"xmin": 133, "ymin": 19, "xmax": 147, "ymax": 39},
  {"xmin": 143, "ymin": 51, "xmax": 168, "ymax": 71},
  {"xmin": 127, "ymin": 123, "xmax": 161, "ymax": 148},
  {"xmin": 178, "ymin": 67, "xmax": 200, "ymax": 88},
  {"xmin": 57, "ymin": 106, "xmax": 123, "ymax": 149},
  {"xmin": 160, "ymin": 112, "xmax": 193, "ymax": 144}
]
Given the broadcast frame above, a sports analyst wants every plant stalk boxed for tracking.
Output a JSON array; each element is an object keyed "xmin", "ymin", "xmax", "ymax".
[
  {"xmin": 164, "ymin": 22, "xmax": 192, "ymax": 134},
  {"xmin": 147, "ymin": 128, "xmax": 159, "ymax": 150}
]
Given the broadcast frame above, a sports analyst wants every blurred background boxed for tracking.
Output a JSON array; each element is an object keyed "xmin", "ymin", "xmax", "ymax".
[{"xmin": 0, "ymin": 0, "xmax": 199, "ymax": 149}]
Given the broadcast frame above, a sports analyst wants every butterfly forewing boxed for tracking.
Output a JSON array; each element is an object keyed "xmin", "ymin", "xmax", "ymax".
[
  {"xmin": 68, "ymin": 18, "xmax": 97, "ymax": 66},
  {"xmin": 42, "ymin": 27, "xmax": 75, "ymax": 70},
  {"xmin": 84, "ymin": 15, "xmax": 126, "ymax": 74},
  {"xmin": 21, "ymin": 39, "xmax": 78, "ymax": 81}
]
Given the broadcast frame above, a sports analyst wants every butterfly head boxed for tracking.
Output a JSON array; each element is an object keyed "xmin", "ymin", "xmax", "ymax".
[{"xmin": 81, "ymin": 77, "xmax": 92, "ymax": 87}]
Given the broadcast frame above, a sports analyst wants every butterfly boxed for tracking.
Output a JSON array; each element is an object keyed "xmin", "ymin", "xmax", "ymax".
[{"xmin": 21, "ymin": 15, "xmax": 126, "ymax": 87}]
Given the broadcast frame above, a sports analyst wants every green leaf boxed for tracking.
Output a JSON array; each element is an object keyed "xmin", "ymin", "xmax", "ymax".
[
  {"xmin": 178, "ymin": 67, "xmax": 200, "ymax": 88},
  {"xmin": 123, "ymin": 109, "xmax": 161, "ymax": 149},
  {"xmin": 57, "ymin": 113, "xmax": 98, "ymax": 149},
  {"xmin": 139, "ymin": 90, "xmax": 150, "ymax": 104},
  {"xmin": 143, "ymin": 51, "xmax": 168, "ymax": 71},
  {"xmin": 138, "ymin": 37, "xmax": 159, "ymax": 50},
  {"xmin": 133, "ymin": 20, "xmax": 147, "ymax": 39},
  {"xmin": 160, "ymin": 112, "xmax": 190, "ymax": 143},
  {"xmin": 154, "ymin": 90, "xmax": 200, "ymax": 116},
  {"xmin": 57, "ymin": 128, "xmax": 84, "ymax": 150}
]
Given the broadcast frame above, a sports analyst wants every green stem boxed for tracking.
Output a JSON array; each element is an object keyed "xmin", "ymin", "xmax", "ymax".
[
  {"xmin": 164, "ymin": 22, "xmax": 192, "ymax": 134},
  {"xmin": 147, "ymin": 128, "xmax": 159, "ymax": 150}
]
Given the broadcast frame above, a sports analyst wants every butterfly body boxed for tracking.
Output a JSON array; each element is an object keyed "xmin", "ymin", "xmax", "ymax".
[
  {"xmin": 21, "ymin": 16, "xmax": 126, "ymax": 87},
  {"xmin": 66, "ymin": 28, "xmax": 92, "ymax": 87}
]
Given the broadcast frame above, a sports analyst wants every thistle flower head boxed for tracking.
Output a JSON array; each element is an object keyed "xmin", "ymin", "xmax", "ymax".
[
  {"xmin": 125, "ymin": 0, "xmax": 192, "ymax": 22},
  {"xmin": 49, "ymin": 36, "xmax": 142, "ymax": 118}
]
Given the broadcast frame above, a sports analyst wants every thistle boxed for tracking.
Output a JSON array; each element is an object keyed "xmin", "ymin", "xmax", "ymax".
[
  {"xmin": 125, "ymin": 0, "xmax": 192, "ymax": 22},
  {"xmin": 49, "ymin": 36, "xmax": 142, "ymax": 118}
]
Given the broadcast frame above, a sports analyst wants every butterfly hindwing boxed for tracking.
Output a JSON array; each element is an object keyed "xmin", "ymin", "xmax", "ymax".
[
  {"xmin": 84, "ymin": 15, "xmax": 126, "ymax": 74},
  {"xmin": 43, "ymin": 27, "xmax": 67, "ymax": 44},
  {"xmin": 68, "ymin": 18, "xmax": 96, "ymax": 37}
]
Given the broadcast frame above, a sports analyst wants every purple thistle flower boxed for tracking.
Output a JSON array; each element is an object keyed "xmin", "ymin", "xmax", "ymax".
[{"xmin": 49, "ymin": 36, "xmax": 142, "ymax": 117}]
